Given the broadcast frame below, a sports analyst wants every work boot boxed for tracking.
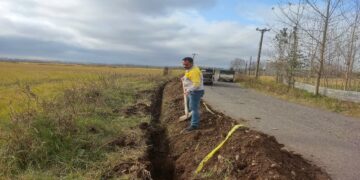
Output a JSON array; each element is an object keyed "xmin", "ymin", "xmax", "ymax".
[
  {"xmin": 180, "ymin": 126, "xmax": 198, "ymax": 134},
  {"xmin": 186, "ymin": 126, "xmax": 198, "ymax": 132}
]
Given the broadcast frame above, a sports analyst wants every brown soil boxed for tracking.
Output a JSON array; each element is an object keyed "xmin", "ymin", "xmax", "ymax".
[
  {"xmin": 104, "ymin": 80, "xmax": 330, "ymax": 180},
  {"xmin": 112, "ymin": 103, "xmax": 150, "ymax": 117},
  {"xmin": 158, "ymin": 80, "xmax": 330, "ymax": 180}
]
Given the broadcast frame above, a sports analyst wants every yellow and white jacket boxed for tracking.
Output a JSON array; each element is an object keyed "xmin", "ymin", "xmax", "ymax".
[{"xmin": 183, "ymin": 66, "xmax": 204, "ymax": 92}]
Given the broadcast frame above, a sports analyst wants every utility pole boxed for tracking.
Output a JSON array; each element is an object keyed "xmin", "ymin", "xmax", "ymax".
[
  {"xmin": 255, "ymin": 28, "xmax": 270, "ymax": 79},
  {"xmin": 192, "ymin": 53, "xmax": 197, "ymax": 59},
  {"xmin": 248, "ymin": 56, "xmax": 252, "ymax": 76},
  {"xmin": 245, "ymin": 61, "xmax": 248, "ymax": 75}
]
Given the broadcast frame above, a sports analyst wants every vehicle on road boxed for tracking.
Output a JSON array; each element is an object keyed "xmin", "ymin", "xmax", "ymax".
[
  {"xmin": 218, "ymin": 70, "xmax": 235, "ymax": 82},
  {"xmin": 201, "ymin": 68, "xmax": 215, "ymax": 85}
]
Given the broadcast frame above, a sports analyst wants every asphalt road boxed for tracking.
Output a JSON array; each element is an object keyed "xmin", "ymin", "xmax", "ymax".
[{"xmin": 203, "ymin": 81, "xmax": 360, "ymax": 180}]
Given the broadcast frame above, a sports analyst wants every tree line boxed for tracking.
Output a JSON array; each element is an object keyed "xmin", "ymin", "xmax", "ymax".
[{"xmin": 231, "ymin": 0, "xmax": 360, "ymax": 94}]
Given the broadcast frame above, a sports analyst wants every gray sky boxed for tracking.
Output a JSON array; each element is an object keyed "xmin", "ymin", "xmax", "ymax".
[{"xmin": 0, "ymin": 0, "xmax": 276, "ymax": 68}]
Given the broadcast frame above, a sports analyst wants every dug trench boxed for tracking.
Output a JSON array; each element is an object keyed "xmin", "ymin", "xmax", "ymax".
[{"xmin": 145, "ymin": 80, "xmax": 331, "ymax": 180}]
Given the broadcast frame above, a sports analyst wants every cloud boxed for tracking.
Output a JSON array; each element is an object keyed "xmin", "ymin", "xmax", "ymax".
[
  {"xmin": 94, "ymin": 0, "xmax": 216, "ymax": 15},
  {"xmin": 0, "ymin": 0, "xmax": 270, "ymax": 68}
]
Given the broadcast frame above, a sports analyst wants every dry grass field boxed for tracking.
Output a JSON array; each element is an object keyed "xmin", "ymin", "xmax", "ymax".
[{"xmin": 0, "ymin": 61, "xmax": 178, "ymax": 179}]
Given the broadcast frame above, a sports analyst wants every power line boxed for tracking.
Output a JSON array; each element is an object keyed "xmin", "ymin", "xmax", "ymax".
[{"xmin": 192, "ymin": 53, "xmax": 197, "ymax": 59}]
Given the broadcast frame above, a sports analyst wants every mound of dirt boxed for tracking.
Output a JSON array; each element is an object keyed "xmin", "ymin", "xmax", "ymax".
[{"xmin": 158, "ymin": 80, "xmax": 330, "ymax": 180}]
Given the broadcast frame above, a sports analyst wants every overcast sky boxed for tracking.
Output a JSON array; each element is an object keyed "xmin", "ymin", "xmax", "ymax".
[{"xmin": 0, "ymin": 0, "xmax": 278, "ymax": 68}]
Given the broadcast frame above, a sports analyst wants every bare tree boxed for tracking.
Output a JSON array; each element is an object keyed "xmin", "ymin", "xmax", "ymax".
[
  {"xmin": 230, "ymin": 58, "xmax": 246, "ymax": 73},
  {"xmin": 344, "ymin": 0, "xmax": 360, "ymax": 90},
  {"xmin": 286, "ymin": 26, "xmax": 301, "ymax": 89},
  {"xmin": 304, "ymin": 0, "xmax": 343, "ymax": 95},
  {"xmin": 274, "ymin": 0, "xmax": 343, "ymax": 95},
  {"xmin": 274, "ymin": 28, "xmax": 289, "ymax": 83},
  {"xmin": 273, "ymin": 0, "xmax": 305, "ymax": 87}
]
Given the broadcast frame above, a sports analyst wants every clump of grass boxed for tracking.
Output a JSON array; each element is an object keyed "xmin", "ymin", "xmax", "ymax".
[{"xmin": 236, "ymin": 75, "xmax": 360, "ymax": 118}]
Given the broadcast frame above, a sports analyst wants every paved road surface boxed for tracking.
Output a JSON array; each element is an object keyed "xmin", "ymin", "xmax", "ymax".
[{"xmin": 203, "ymin": 82, "xmax": 360, "ymax": 180}]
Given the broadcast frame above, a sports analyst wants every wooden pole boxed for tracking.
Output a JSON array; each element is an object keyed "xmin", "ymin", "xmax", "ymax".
[{"xmin": 255, "ymin": 28, "xmax": 270, "ymax": 79}]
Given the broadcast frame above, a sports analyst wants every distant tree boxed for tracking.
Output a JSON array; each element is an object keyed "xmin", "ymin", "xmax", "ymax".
[
  {"xmin": 286, "ymin": 26, "xmax": 301, "ymax": 89},
  {"xmin": 274, "ymin": 28, "xmax": 289, "ymax": 83},
  {"xmin": 230, "ymin": 58, "xmax": 246, "ymax": 73},
  {"xmin": 274, "ymin": 26, "xmax": 303, "ymax": 90}
]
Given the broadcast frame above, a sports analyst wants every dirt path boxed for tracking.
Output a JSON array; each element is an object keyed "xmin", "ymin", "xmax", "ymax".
[{"xmin": 203, "ymin": 82, "xmax": 360, "ymax": 180}]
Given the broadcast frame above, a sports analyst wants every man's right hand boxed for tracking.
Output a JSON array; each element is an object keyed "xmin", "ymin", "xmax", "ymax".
[{"xmin": 184, "ymin": 90, "xmax": 189, "ymax": 96}]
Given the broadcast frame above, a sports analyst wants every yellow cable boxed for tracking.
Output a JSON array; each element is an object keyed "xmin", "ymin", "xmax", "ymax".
[{"xmin": 195, "ymin": 124, "xmax": 244, "ymax": 175}]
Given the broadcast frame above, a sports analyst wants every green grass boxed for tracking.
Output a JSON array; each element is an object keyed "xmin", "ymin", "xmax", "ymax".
[
  {"xmin": 0, "ymin": 61, "xmax": 178, "ymax": 179},
  {"xmin": 236, "ymin": 75, "xmax": 360, "ymax": 118}
]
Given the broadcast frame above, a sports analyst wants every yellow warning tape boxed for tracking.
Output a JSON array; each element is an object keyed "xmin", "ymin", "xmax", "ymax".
[{"xmin": 195, "ymin": 124, "xmax": 244, "ymax": 174}]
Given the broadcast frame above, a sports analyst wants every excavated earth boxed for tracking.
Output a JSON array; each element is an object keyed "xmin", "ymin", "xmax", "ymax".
[
  {"xmin": 148, "ymin": 80, "xmax": 330, "ymax": 179},
  {"xmin": 143, "ymin": 80, "xmax": 331, "ymax": 180}
]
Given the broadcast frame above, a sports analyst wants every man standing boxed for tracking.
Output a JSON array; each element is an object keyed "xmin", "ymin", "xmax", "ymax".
[{"xmin": 182, "ymin": 57, "xmax": 204, "ymax": 131}]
